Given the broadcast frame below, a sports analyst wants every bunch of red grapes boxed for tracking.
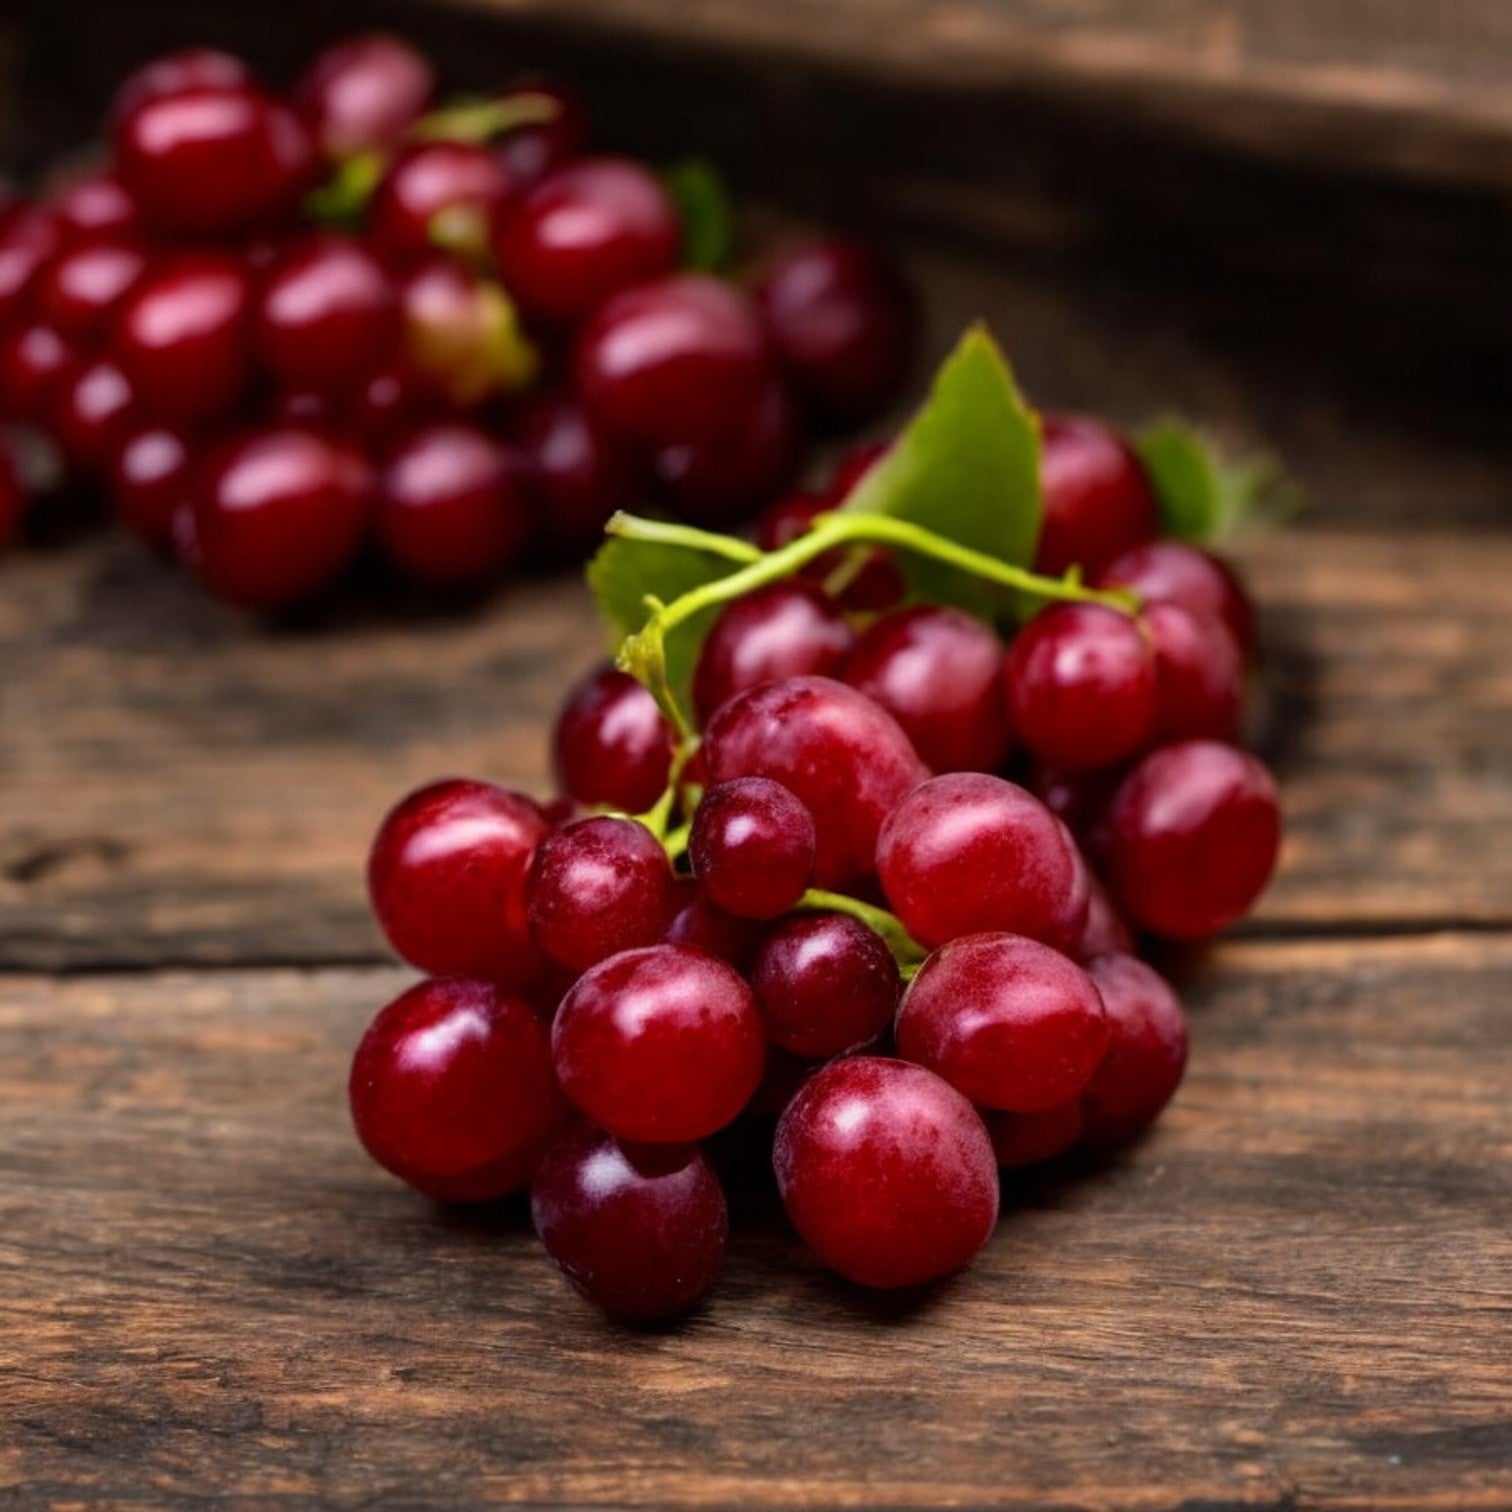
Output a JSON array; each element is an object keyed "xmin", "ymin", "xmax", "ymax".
[
  {"xmin": 0, "ymin": 34, "xmax": 914, "ymax": 606},
  {"xmin": 350, "ymin": 417, "xmax": 1282, "ymax": 1319}
]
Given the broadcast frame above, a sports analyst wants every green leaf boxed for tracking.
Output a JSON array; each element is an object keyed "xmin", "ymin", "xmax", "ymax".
[
  {"xmin": 839, "ymin": 325, "xmax": 1041, "ymax": 621},
  {"xmin": 586, "ymin": 530, "xmax": 755, "ymax": 715},
  {"xmin": 662, "ymin": 159, "xmax": 735, "ymax": 273},
  {"xmin": 1136, "ymin": 418, "xmax": 1305, "ymax": 542}
]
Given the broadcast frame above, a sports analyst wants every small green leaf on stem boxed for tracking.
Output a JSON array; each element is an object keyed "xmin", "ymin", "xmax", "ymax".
[{"xmin": 1136, "ymin": 419, "xmax": 1306, "ymax": 542}]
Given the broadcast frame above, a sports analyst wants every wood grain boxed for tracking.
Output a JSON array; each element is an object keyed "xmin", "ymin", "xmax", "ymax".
[{"xmin": 1, "ymin": 936, "xmax": 1507, "ymax": 1507}]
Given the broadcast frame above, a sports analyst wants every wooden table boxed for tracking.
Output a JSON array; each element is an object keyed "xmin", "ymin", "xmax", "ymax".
[{"xmin": 2, "ymin": 228, "xmax": 1508, "ymax": 1507}]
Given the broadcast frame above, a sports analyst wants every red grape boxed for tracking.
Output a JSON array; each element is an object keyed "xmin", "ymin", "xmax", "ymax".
[
  {"xmin": 1080, "ymin": 953, "xmax": 1188, "ymax": 1144},
  {"xmin": 1034, "ymin": 414, "xmax": 1158, "ymax": 577},
  {"xmin": 551, "ymin": 664, "xmax": 675, "ymax": 816},
  {"xmin": 690, "ymin": 777, "xmax": 817, "ymax": 919},
  {"xmin": 1094, "ymin": 540, "xmax": 1256, "ymax": 658},
  {"xmin": 295, "ymin": 33, "xmax": 435, "ymax": 161}
]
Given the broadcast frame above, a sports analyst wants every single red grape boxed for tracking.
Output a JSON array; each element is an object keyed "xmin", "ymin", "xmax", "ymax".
[
  {"xmin": 843, "ymin": 605, "xmax": 1012, "ymax": 773},
  {"xmin": 112, "ymin": 253, "xmax": 254, "ymax": 425},
  {"xmin": 0, "ymin": 207, "xmax": 62, "ymax": 329},
  {"xmin": 349, "ymin": 977, "xmax": 568, "ymax": 1203},
  {"xmin": 653, "ymin": 374, "xmax": 799, "ymax": 529},
  {"xmin": 295, "ymin": 33, "xmax": 435, "ymax": 161},
  {"xmin": 1100, "ymin": 740, "xmax": 1281, "ymax": 939},
  {"xmin": 50, "ymin": 357, "xmax": 138, "ymax": 471},
  {"xmin": 752, "ymin": 911, "xmax": 899, "ymax": 1059},
  {"xmin": 511, "ymin": 389, "xmax": 643, "ymax": 561},
  {"xmin": 703, "ymin": 676, "xmax": 930, "ymax": 889},
  {"xmin": 552, "ymin": 943, "xmax": 765, "ymax": 1142},
  {"xmin": 692, "ymin": 579, "xmax": 854, "ymax": 727},
  {"xmin": 376, "ymin": 420, "xmax": 526, "ymax": 588},
  {"xmin": 189, "ymin": 425, "xmax": 373, "ymax": 610},
  {"xmin": 35, "ymin": 237, "xmax": 148, "ymax": 343},
  {"xmin": 877, "ymin": 773, "xmax": 1087, "ymax": 951},
  {"xmin": 1081, "ymin": 953, "xmax": 1188, "ymax": 1144},
  {"xmin": 493, "ymin": 157, "xmax": 679, "ymax": 325},
  {"xmin": 368, "ymin": 777, "xmax": 550, "ymax": 988},
  {"xmin": 368, "ymin": 142, "xmax": 513, "ymax": 266},
  {"xmin": 527, "ymin": 816, "xmax": 679, "ymax": 971},
  {"xmin": 774, "ymin": 1056, "xmax": 998, "ymax": 1289},
  {"xmin": 756, "ymin": 238, "xmax": 916, "ymax": 425},
  {"xmin": 1070, "ymin": 873, "xmax": 1135, "ymax": 962},
  {"xmin": 898, "ymin": 932, "xmax": 1109, "ymax": 1112},
  {"xmin": 574, "ymin": 272, "xmax": 770, "ymax": 449},
  {"xmin": 114, "ymin": 83, "xmax": 315, "ymax": 237},
  {"xmin": 690, "ymin": 777, "xmax": 817, "ymax": 919},
  {"xmin": 551, "ymin": 665, "xmax": 675, "ymax": 816},
  {"xmin": 1004, "ymin": 603, "xmax": 1157, "ymax": 771},
  {"xmin": 532, "ymin": 1124, "xmax": 727, "ymax": 1320},
  {"xmin": 109, "ymin": 48, "xmax": 252, "ymax": 131},
  {"xmin": 255, "ymin": 233, "xmax": 398, "ymax": 395},
  {"xmin": 1034, "ymin": 414, "xmax": 1158, "ymax": 577},
  {"xmin": 0, "ymin": 322, "xmax": 76, "ymax": 421}
]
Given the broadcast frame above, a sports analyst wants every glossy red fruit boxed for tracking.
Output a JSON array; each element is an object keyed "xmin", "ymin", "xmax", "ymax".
[
  {"xmin": 493, "ymin": 157, "xmax": 679, "ymax": 325},
  {"xmin": 1005, "ymin": 603, "xmax": 1158, "ymax": 771},
  {"xmin": 752, "ymin": 912, "xmax": 899, "ymax": 1059},
  {"xmin": 368, "ymin": 778, "xmax": 550, "ymax": 987},
  {"xmin": 376, "ymin": 421, "xmax": 525, "ymax": 588},
  {"xmin": 775, "ymin": 1056, "xmax": 998, "ymax": 1289},
  {"xmin": 1094, "ymin": 540, "xmax": 1256, "ymax": 658},
  {"xmin": 1070, "ymin": 874, "xmax": 1135, "ymax": 962},
  {"xmin": 346, "ymin": 360, "xmax": 435, "ymax": 442},
  {"xmin": 369, "ymin": 142, "xmax": 513, "ymax": 266},
  {"xmin": 492, "ymin": 82, "xmax": 588, "ymax": 189},
  {"xmin": 574, "ymin": 273, "xmax": 770, "ymax": 449},
  {"xmin": 109, "ymin": 48, "xmax": 252, "ymax": 130},
  {"xmin": 295, "ymin": 33, "xmax": 435, "ymax": 161},
  {"xmin": 1100, "ymin": 740, "xmax": 1281, "ymax": 940},
  {"xmin": 114, "ymin": 84, "xmax": 315, "ymax": 236},
  {"xmin": 35, "ymin": 238, "xmax": 148, "ymax": 342},
  {"xmin": 898, "ymin": 933, "xmax": 1109, "ymax": 1112},
  {"xmin": 349, "ymin": 977, "xmax": 568, "ymax": 1204},
  {"xmin": 653, "ymin": 375, "xmax": 799, "ymax": 529},
  {"xmin": 756, "ymin": 238, "xmax": 916, "ymax": 424},
  {"xmin": 512, "ymin": 390, "xmax": 643, "ymax": 561},
  {"xmin": 552, "ymin": 943, "xmax": 766, "ymax": 1142},
  {"xmin": 190, "ymin": 426, "xmax": 372, "ymax": 610},
  {"xmin": 692, "ymin": 580, "xmax": 855, "ymax": 727},
  {"xmin": 1080, "ymin": 954, "xmax": 1188, "ymax": 1144},
  {"xmin": 112, "ymin": 254, "xmax": 253, "ymax": 425},
  {"xmin": 48, "ymin": 173, "xmax": 140, "ymax": 242},
  {"xmin": 983, "ymin": 1102, "xmax": 1083, "ymax": 1168},
  {"xmin": 703, "ymin": 676, "xmax": 930, "ymax": 889},
  {"xmin": 0, "ymin": 322, "xmax": 75, "ymax": 420},
  {"xmin": 690, "ymin": 777, "xmax": 817, "ymax": 920},
  {"xmin": 0, "ymin": 208, "xmax": 61, "ymax": 328},
  {"xmin": 532, "ymin": 1125, "xmax": 727, "ymax": 1320},
  {"xmin": 1143, "ymin": 600, "xmax": 1244, "ymax": 743},
  {"xmin": 878, "ymin": 773, "xmax": 1087, "ymax": 951},
  {"xmin": 50, "ymin": 358, "xmax": 138, "ymax": 471},
  {"xmin": 1034, "ymin": 415, "xmax": 1159, "ymax": 577},
  {"xmin": 255, "ymin": 234, "xmax": 398, "ymax": 395},
  {"xmin": 108, "ymin": 427, "xmax": 192, "ymax": 552},
  {"xmin": 843, "ymin": 605, "xmax": 1012, "ymax": 773},
  {"xmin": 527, "ymin": 816, "xmax": 679, "ymax": 972},
  {"xmin": 552, "ymin": 665, "xmax": 674, "ymax": 816}
]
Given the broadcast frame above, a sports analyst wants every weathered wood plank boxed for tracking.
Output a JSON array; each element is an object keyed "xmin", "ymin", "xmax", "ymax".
[{"xmin": 1, "ymin": 935, "xmax": 1508, "ymax": 1506}]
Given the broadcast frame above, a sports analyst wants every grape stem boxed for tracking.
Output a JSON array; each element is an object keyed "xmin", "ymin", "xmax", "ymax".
[
  {"xmin": 796, "ymin": 889, "xmax": 928, "ymax": 969},
  {"xmin": 610, "ymin": 509, "xmax": 1136, "ymax": 733}
]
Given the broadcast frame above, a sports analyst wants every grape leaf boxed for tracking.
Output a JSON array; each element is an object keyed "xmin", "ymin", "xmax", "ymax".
[
  {"xmin": 840, "ymin": 325, "xmax": 1041, "ymax": 621},
  {"xmin": 662, "ymin": 159, "xmax": 735, "ymax": 273},
  {"xmin": 1136, "ymin": 418, "xmax": 1305, "ymax": 542}
]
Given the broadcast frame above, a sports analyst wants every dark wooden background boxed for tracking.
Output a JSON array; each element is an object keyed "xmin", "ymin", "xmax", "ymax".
[{"xmin": 1, "ymin": 1, "xmax": 1509, "ymax": 1506}]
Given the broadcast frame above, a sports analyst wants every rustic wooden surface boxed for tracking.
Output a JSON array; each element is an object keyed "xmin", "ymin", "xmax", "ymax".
[{"xmin": 1, "ymin": 119, "xmax": 1511, "ymax": 1512}]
